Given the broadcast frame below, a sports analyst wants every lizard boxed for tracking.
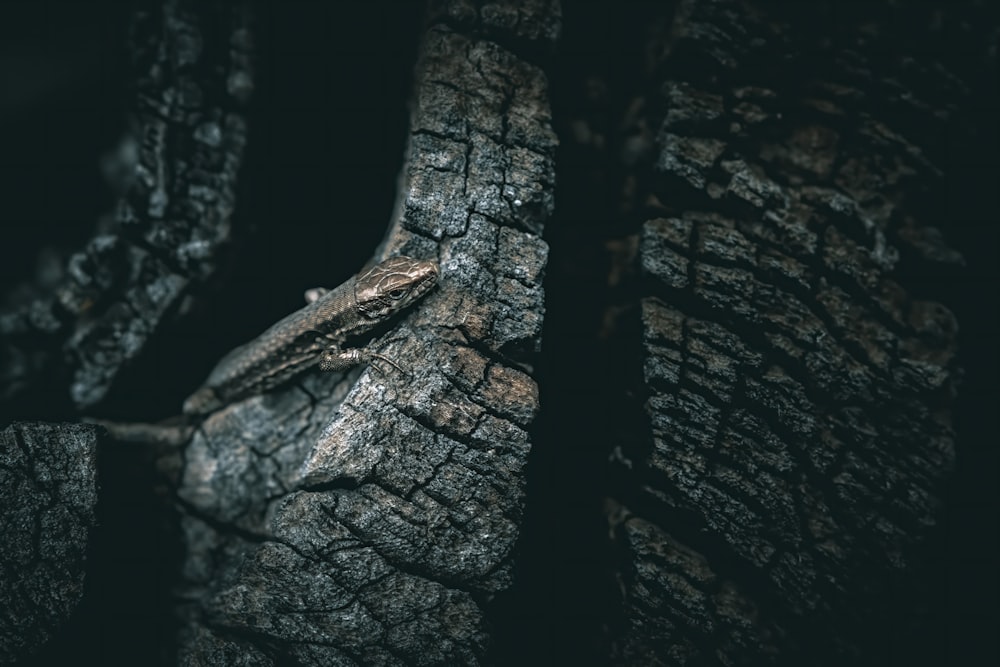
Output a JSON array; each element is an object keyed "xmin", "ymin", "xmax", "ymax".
[
  {"xmin": 92, "ymin": 255, "xmax": 438, "ymax": 442},
  {"xmin": 183, "ymin": 255, "xmax": 439, "ymax": 415}
]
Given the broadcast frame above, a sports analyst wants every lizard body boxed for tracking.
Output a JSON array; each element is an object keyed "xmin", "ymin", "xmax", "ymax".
[{"xmin": 182, "ymin": 256, "xmax": 438, "ymax": 415}]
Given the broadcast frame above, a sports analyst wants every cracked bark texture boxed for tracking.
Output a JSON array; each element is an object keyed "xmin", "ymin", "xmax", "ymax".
[
  {"xmin": 177, "ymin": 4, "xmax": 556, "ymax": 665},
  {"xmin": 0, "ymin": 0, "xmax": 253, "ymax": 414},
  {"xmin": 0, "ymin": 0, "xmax": 253, "ymax": 662},
  {"xmin": 602, "ymin": 0, "xmax": 973, "ymax": 664},
  {"xmin": 3, "ymin": 0, "xmax": 993, "ymax": 664},
  {"xmin": 0, "ymin": 422, "xmax": 98, "ymax": 664}
]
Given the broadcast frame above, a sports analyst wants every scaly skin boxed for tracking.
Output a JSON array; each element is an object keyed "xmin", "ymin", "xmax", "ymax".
[{"xmin": 182, "ymin": 256, "xmax": 438, "ymax": 414}]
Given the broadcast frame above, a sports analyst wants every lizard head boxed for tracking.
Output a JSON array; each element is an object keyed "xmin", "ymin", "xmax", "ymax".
[{"xmin": 355, "ymin": 255, "xmax": 439, "ymax": 320}]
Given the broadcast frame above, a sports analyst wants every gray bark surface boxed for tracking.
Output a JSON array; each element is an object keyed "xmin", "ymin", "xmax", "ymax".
[
  {"xmin": 3, "ymin": 1, "xmax": 992, "ymax": 664},
  {"xmin": 0, "ymin": 0, "xmax": 253, "ymax": 412},
  {"xmin": 0, "ymin": 422, "xmax": 98, "ymax": 664},
  {"xmin": 0, "ymin": 2, "xmax": 254, "ymax": 663},
  {"xmin": 606, "ymin": 0, "xmax": 969, "ymax": 664},
  {"xmin": 178, "ymin": 4, "xmax": 557, "ymax": 665}
]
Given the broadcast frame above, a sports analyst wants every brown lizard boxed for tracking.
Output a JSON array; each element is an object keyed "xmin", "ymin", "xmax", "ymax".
[
  {"xmin": 183, "ymin": 255, "xmax": 439, "ymax": 414},
  {"xmin": 93, "ymin": 255, "xmax": 438, "ymax": 443}
]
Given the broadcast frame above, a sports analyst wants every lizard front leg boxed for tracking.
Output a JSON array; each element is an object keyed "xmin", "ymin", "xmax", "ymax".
[
  {"xmin": 304, "ymin": 287, "xmax": 329, "ymax": 304},
  {"xmin": 319, "ymin": 346, "xmax": 406, "ymax": 375},
  {"xmin": 306, "ymin": 286, "xmax": 404, "ymax": 372}
]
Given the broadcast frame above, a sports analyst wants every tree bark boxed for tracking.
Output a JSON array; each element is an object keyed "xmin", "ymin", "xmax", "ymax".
[
  {"xmin": 0, "ymin": 0, "xmax": 253, "ymax": 415},
  {"xmin": 175, "ymin": 2, "xmax": 558, "ymax": 664},
  {"xmin": 1, "ymin": 0, "xmax": 994, "ymax": 665},
  {"xmin": 596, "ymin": 0, "xmax": 973, "ymax": 664},
  {"xmin": 0, "ymin": 423, "xmax": 98, "ymax": 664}
]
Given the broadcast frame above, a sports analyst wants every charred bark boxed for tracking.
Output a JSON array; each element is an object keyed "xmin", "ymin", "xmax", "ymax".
[
  {"xmin": 2, "ymin": 0, "xmax": 557, "ymax": 661},
  {"xmin": 175, "ymin": 2, "xmax": 557, "ymax": 665},
  {"xmin": 0, "ymin": 0, "xmax": 253, "ymax": 416},
  {"xmin": 0, "ymin": 423, "xmax": 98, "ymax": 664},
  {"xmin": 580, "ymin": 1, "xmax": 980, "ymax": 664},
  {"xmin": 1, "ymin": 1, "xmax": 253, "ymax": 663},
  {"xmin": 2, "ymin": 0, "xmax": 995, "ymax": 665}
]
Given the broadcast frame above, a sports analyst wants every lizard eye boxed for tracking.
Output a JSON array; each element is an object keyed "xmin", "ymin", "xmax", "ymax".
[{"xmin": 388, "ymin": 288, "xmax": 409, "ymax": 300}]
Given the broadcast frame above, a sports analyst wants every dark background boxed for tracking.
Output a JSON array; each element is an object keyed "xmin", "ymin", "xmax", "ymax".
[
  {"xmin": 1, "ymin": 1, "xmax": 995, "ymax": 665},
  {"xmin": 1, "ymin": 1, "xmax": 423, "ymax": 662}
]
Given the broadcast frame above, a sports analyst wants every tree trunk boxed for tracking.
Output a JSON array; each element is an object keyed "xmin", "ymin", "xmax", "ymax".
[
  {"xmin": 177, "ymin": 2, "xmax": 558, "ymax": 663},
  {"xmin": 527, "ymin": 0, "xmax": 986, "ymax": 665},
  {"xmin": 1, "ymin": 0, "xmax": 995, "ymax": 665}
]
